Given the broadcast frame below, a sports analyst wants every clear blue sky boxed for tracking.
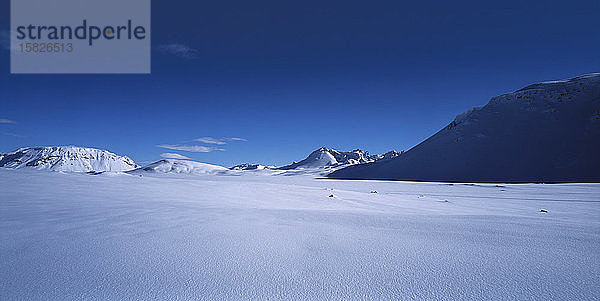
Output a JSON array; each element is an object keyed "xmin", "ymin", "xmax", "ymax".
[{"xmin": 1, "ymin": 0, "xmax": 599, "ymax": 167}]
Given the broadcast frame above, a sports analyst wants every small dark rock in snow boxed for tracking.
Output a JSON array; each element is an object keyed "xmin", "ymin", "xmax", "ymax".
[
  {"xmin": 540, "ymin": 209, "xmax": 548, "ymax": 213},
  {"xmin": 328, "ymin": 194, "xmax": 335, "ymax": 198}
]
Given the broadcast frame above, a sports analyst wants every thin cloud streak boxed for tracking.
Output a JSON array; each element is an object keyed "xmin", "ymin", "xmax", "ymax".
[
  {"xmin": 156, "ymin": 144, "xmax": 225, "ymax": 153},
  {"xmin": 193, "ymin": 137, "xmax": 227, "ymax": 145},
  {"xmin": 0, "ymin": 119, "xmax": 16, "ymax": 124},
  {"xmin": 3, "ymin": 132, "xmax": 24, "ymax": 138},
  {"xmin": 157, "ymin": 43, "xmax": 198, "ymax": 58},
  {"xmin": 192, "ymin": 137, "xmax": 248, "ymax": 145}
]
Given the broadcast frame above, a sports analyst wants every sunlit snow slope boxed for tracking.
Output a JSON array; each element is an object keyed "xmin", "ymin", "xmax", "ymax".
[
  {"xmin": 330, "ymin": 74, "xmax": 600, "ymax": 182},
  {"xmin": 129, "ymin": 159, "xmax": 228, "ymax": 174},
  {"xmin": 0, "ymin": 146, "xmax": 138, "ymax": 172}
]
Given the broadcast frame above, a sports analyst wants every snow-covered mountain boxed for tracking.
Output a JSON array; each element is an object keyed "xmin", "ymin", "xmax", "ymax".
[
  {"xmin": 0, "ymin": 146, "xmax": 138, "ymax": 172},
  {"xmin": 129, "ymin": 159, "xmax": 228, "ymax": 174},
  {"xmin": 230, "ymin": 163, "xmax": 275, "ymax": 171},
  {"xmin": 278, "ymin": 147, "xmax": 399, "ymax": 170},
  {"xmin": 329, "ymin": 73, "xmax": 600, "ymax": 183},
  {"xmin": 371, "ymin": 150, "xmax": 402, "ymax": 161}
]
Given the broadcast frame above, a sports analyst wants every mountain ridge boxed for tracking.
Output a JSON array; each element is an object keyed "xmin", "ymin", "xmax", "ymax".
[
  {"xmin": 277, "ymin": 147, "xmax": 399, "ymax": 170},
  {"xmin": 229, "ymin": 147, "xmax": 400, "ymax": 172},
  {"xmin": 328, "ymin": 73, "xmax": 600, "ymax": 183}
]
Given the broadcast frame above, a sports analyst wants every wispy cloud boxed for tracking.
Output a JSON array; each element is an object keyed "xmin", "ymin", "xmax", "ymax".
[
  {"xmin": 3, "ymin": 132, "xmax": 24, "ymax": 138},
  {"xmin": 160, "ymin": 152, "xmax": 191, "ymax": 160},
  {"xmin": 193, "ymin": 137, "xmax": 227, "ymax": 145},
  {"xmin": 192, "ymin": 137, "xmax": 248, "ymax": 145},
  {"xmin": 156, "ymin": 144, "xmax": 224, "ymax": 153},
  {"xmin": 157, "ymin": 43, "xmax": 198, "ymax": 58},
  {"xmin": 157, "ymin": 137, "xmax": 244, "ymax": 154},
  {"xmin": 0, "ymin": 119, "xmax": 16, "ymax": 124}
]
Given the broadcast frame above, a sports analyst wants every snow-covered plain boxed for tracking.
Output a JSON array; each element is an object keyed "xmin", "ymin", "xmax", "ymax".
[{"xmin": 1, "ymin": 169, "xmax": 599, "ymax": 300}]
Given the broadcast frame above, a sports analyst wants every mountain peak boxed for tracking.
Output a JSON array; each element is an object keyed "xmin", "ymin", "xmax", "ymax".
[{"xmin": 277, "ymin": 146, "xmax": 399, "ymax": 170}]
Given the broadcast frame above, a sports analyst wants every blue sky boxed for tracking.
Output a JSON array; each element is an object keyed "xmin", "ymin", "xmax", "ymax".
[{"xmin": 1, "ymin": 0, "xmax": 599, "ymax": 167}]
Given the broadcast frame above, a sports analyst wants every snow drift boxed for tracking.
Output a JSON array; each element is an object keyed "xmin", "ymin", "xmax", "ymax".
[
  {"xmin": 329, "ymin": 73, "xmax": 600, "ymax": 183},
  {"xmin": 0, "ymin": 146, "xmax": 138, "ymax": 172}
]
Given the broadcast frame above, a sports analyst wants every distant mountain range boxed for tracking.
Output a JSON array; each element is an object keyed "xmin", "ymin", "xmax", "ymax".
[
  {"xmin": 230, "ymin": 147, "xmax": 400, "ymax": 172},
  {"xmin": 329, "ymin": 73, "xmax": 600, "ymax": 183},
  {"xmin": 230, "ymin": 163, "xmax": 275, "ymax": 171},
  {"xmin": 0, "ymin": 145, "xmax": 395, "ymax": 174},
  {"xmin": 2, "ymin": 73, "xmax": 598, "ymax": 182}
]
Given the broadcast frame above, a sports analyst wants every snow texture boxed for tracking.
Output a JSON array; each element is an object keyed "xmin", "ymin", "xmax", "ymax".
[
  {"xmin": 330, "ymin": 73, "xmax": 600, "ymax": 183},
  {"xmin": 1, "ymin": 169, "xmax": 599, "ymax": 300}
]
